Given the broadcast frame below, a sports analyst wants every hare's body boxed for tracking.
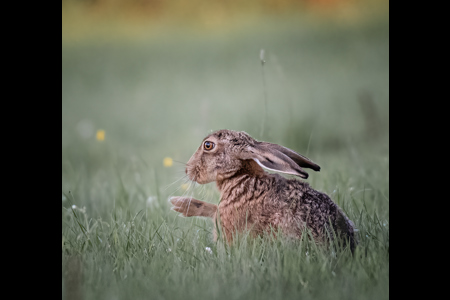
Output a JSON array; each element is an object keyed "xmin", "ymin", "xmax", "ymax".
[
  {"xmin": 217, "ymin": 163, "xmax": 355, "ymax": 247},
  {"xmin": 170, "ymin": 130, "xmax": 357, "ymax": 251}
]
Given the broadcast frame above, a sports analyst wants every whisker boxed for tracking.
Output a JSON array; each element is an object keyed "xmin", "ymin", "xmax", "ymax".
[
  {"xmin": 199, "ymin": 184, "xmax": 207, "ymax": 200},
  {"xmin": 162, "ymin": 174, "xmax": 188, "ymax": 192},
  {"xmin": 167, "ymin": 184, "xmax": 186, "ymax": 200},
  {"xmin": 173, "ymin": 178, "xmax": 193, "ymax": 202},
  {"xmin": 167, "ymin": 174, "xmax": 199, "ymax": 220},
  {"xmin": 184, "ymin": 177, "xmax": 199, "ymax": 216},
  {"xmin": 167, "ymin": 177, "xmax": 192, "ymax": 199}
]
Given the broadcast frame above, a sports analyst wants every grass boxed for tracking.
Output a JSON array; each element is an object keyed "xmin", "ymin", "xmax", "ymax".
[{"xmin": 62, "ymin": 13, "xmax": 389, "ymax": 300}]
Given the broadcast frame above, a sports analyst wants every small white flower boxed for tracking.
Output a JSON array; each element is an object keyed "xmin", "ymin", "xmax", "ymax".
[
  {"xmin": 72, "ymin": 205, "xmax": 77, "ymax": 209},
  {"xmin": 205, "ymin": 247, "xmax": 212, "ymax": 254},
  {"xmin": 167, "ymin": 248, "xmax": 172, "ymax": 252},
  {"xmin": 147, "ymin": 196, "xmax": 156, "ymax": 206}
]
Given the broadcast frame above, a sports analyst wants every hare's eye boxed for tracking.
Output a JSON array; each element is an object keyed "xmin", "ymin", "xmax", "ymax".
[{"xmin": 204, "ymin": 141, "xmax": 215, "ymax": 151}]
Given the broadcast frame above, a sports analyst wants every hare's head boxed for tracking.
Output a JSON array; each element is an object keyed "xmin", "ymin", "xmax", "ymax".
[{"xmin": 185, "ymin": 129, "xmax": 321, "ymax": 184}]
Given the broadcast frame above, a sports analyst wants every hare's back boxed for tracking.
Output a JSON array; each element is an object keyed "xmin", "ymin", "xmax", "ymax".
[{"xmin": 273, "ymin": 177, "xmax": 340, "ymax": 235}]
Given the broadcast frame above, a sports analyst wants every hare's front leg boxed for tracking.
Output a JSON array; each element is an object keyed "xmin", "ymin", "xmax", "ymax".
[{"xmin": 169, "ymin": 197, "xmax": 217, "ymax": 218}]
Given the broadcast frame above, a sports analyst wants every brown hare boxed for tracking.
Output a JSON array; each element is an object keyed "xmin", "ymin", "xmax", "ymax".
[{"xmin": 170, "ymin": 129, "xmax": 357, "ymax": 251}]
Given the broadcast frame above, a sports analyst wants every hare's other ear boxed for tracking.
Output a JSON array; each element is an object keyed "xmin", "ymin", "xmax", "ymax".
[
  {"xmin": 259, "ymin": 142, "xmax": 320, "ymax": 172},
  {"xmin": 241, "ymin": 142, "xmax": 320, "ymax": 179}
]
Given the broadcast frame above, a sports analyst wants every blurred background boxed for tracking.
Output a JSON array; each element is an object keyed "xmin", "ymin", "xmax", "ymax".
[{"xmin": 62, "ymin": 0, "xmax": 389, "ymax": 213}]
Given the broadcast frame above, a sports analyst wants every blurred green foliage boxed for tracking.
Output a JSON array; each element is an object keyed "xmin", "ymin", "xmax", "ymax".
[{"xmin": 62, "ymin": 15, "xmax": 388, "ymax": 166}]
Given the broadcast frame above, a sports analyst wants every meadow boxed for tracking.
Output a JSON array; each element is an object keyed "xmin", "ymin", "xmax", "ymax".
[{"xmin": 62, "ymin": 12, "xmax": 389, "ymax": 300}]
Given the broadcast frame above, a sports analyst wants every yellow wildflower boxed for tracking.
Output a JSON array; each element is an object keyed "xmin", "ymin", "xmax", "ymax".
[
  {"xmin": 96, "ymin": 129, "xmax": 105, "ymax": 141},
  {"xmin": 163, "ymin": 157, "xmax": 173, "ymax": 167}
]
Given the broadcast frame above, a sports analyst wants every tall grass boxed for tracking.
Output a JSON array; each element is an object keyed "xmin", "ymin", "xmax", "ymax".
[
  {"xmin": 62, "ymin": 14, "xmax": 388, "ymax": 300},
  {"xmin": 62, "ymin": 160, "xmax": 388, "ymax": 300}
]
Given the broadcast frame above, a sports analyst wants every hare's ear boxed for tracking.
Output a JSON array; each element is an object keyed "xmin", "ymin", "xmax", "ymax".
[
  {"xmin": 259, "ymin": 142, "xmax": 320, "ymax": 172},
  {"xmin": 242, "ymin": 142, "xmax": 320, "ymax": 179}
]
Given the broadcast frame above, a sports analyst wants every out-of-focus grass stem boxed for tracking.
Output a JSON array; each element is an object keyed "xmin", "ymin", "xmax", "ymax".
[{"xmin": 260, "ymin": 49, "xmax": 268, "ymax": 139}]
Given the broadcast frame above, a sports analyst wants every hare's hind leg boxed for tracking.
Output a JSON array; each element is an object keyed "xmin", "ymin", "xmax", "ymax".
[{"xmin": 169, "ymin": 197, "xmax": 217, "ymax": 218}]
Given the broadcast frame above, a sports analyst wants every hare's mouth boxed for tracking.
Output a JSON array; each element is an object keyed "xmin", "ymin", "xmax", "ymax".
[{"xmin": 185, "ymin": 166, "xmax": 198, "ymax": 182}]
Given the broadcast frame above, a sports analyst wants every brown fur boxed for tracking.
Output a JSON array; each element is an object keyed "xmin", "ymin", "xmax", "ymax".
[
  {"xmin": 170, "ymin": 129, "xmax": 357, "ymax": 251},
  {"xmin": 170, "ymin": 197, "xmax": 217, "ymax": 218}
]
